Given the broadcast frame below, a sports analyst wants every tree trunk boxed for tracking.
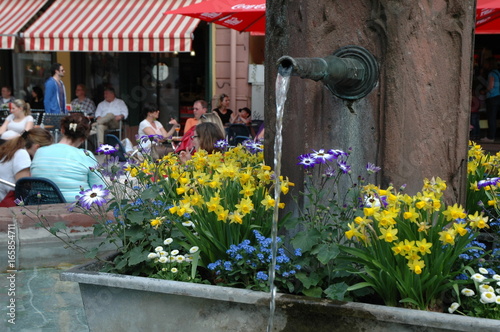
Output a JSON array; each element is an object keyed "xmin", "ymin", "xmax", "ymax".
[{"xmin": 265, "ymin": 0, "xmax": 474, "ymax": 203}]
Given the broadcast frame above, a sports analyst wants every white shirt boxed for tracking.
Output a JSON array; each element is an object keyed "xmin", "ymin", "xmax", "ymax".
[
  {"xmin": 95, "ymin": 98, "xmax": 128, "ymax": 119},
  {"xmin": 138, "ymin": 119, "xmax": 164, "ymax": 149},
  {"xmin": 1, "ymin": 114, "xmax": 34, "ymax": 139},
  {"xmin": 0, "ymin": 149, "xmax": 31, "ymax": 202}
]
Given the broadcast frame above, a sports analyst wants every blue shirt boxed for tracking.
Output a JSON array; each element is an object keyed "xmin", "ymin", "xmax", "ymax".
[{"xmin": 31, "ymin": 144, "xmax": 105, "ymax": 202}]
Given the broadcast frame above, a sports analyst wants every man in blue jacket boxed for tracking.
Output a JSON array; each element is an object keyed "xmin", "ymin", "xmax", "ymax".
[{"xmin": 44, "ymin": 63, "xmax": 66, "ymax": 114}]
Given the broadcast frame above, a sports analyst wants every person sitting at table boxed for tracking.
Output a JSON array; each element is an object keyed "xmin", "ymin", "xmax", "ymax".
[
  {"xmin": 27, "ymin": 86, "xmax": 44, "ymax": 110},
  {"xmin": 175, "ymin": 112, "xmax": 224, "ymax": 154},
  {"xmin": 183, "ymin": 99, "xmax": 207, "ymax": 134},
  {"xmin": 179, "ymin": 122, "xmax": 225, "ymax": 163},
  {"xmin": 230, "ymin": 107, "xmax": 252, "ymax": 126},
  {"xmin": 31, "ymin": 113, "xmax": 104, "ymax": 202},
  {"xmin": 71, "ymin": 84, "xmax": 96, "ymax": 118},
  {"xmin": 0, "ymin": 99, "xmax": 35, "ymax": 140},
  {"xmin": 0, "ymin": 128, "xmax": 53, "ymax": 207},
  {"xmin": 213, "ymin": 93, "xmax": 233, "ymax": 125},
  {"xmin": 93, "ymin": 87, "xmax": 128, "ymax": 145}
]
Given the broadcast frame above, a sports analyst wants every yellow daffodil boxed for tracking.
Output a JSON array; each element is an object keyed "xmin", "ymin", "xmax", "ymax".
[
  {"xmin": 378, "ymin": 227, "xmax": 398, "ymax": 243},
  {"xmin": 408, "ymin": 259, "xmax": 425, "ymax": 274},
  {"xmin": 415, "ymin": 238, "xmax": 432, "ymax": 255}
]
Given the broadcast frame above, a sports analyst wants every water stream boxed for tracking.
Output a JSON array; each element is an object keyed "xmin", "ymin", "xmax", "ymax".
[{"xmin": 267, "ymin": 66, "xmax": 292, "ymax": 332}]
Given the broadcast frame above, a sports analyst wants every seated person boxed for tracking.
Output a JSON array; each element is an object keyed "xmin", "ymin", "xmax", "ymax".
[
  {"xmin": 93, "ymin": 87, "xmax": 128, "ymax": 145},
  {"xmin": 179, "ymin": 122, "xmax": 225, "ymax": 163},
  {"xmin": 0, "ymin": 128, "xmax": 53, "ymax": 207},
  {"xmin": 31, "ymin": 113, "xmax": 105, "ymax": 202},
  {"xmin": 213, "ymin": 93, "xmax": 233, "ymax": 125},
  {"xmin": 230, "ymin": 107, "xmax": 252, "ymax": 126},
  {"xmin": 183, "ymin": 100, "xmax": 207, "ymax": 134},
  {"xmin": 175, "ymin": 112, "xmax": 224, "ymax": 154},
  {"xmin": 138, "ymin": 103, "xmax": 180, "ymax": 144},
  {"xmin": 71, "ymin": 84, "xmax": 96, "ymax": 118},
  {"xmin": 0, "ymin": 100, "xmax": 34, "ymax": 140},
  {"xmin": 27, "ymin": 86, "xmax": 44, "ymax": 110}
]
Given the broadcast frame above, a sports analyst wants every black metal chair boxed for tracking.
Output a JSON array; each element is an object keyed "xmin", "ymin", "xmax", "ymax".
[
  {"xmin": 105, "ymin": 134, "xmax": 127, "ymax": 162},
  {"xmin": 15, "ymin": 177, "xmax": 66, "ymax": 205},
  {"xmin": 226, "ymin": 124, "xmax": 252, "ymax": 146}
]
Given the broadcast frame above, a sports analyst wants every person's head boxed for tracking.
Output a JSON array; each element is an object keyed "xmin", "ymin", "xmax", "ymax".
[
  {"xmin": 32, "ymin": 86, "xmax": 43, "ymax": 99},
  {"xmin": 1, "ymin": 86, "xmax": 12, "ymax": 99},
  {"xmin": 217, "ymin": 93, "xmax": 230, "ymax": 109},
  {"xmin": 0, "ymin": 128, "xmax": 52, "ymax": 161},
  {"xmin": 60, "ymin": 113, "xmax": 91, "ymax": 142},
  {"xmin": 75, "ymin": 84, "xmax": 87, "ymax": 99},
  {"xmin": 193, "ymin": 100, "xmax": 207, "ymax": 119},
  {"xmin": 104, "ymin": 87, "xmax": 116, "ymax": 102},
  {"xmin": 238, "ymin": 107, "xmax": 251, "ymax": 119},
  {"xmin": 142, "ymin": 103, "xmax": 160, "ymax": 119},
  {"xmin": 11, "ymin": 99, "xmax": 31, "ymax": 116},
  {"xmin": 193, "ymin": 122, "xmax": 225, "ymax": 153},
  {"xmin": 50, "ymin": 63, "xmax": 65, "ymax": 78},
  {"xmin": 199, "ymin": 112, "xmax": 225, "ymax": 137}
]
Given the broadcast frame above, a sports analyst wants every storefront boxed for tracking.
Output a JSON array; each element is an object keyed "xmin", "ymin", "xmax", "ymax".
[{"xmin": 1, "ymin": 0, "xmax": 209, "ymax": 130}]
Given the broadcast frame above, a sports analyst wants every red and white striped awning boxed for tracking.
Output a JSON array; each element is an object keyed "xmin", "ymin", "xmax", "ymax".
[
  {"xmin": 23, "ymin": 0, "xmax": 202, "ymax": 52},
  {"xmin": 0, "ymin": 0, "xmax": 49, "ymax": 50}
]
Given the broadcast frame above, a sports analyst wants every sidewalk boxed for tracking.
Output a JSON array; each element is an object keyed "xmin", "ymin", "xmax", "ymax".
[
  {"xmin": 0, "ymin": 204, "xmax": 97, "ymax": 332},
  {"xmin": 1, "ymin": 265, "xmax": 89, "ymax": 332}
]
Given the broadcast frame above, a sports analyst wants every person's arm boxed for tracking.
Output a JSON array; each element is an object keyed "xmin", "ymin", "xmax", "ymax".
[
  {"xmin": 489, "ymin": 75, "xmax": 495, "ymax": 92},
  {"xmin": 15, "ymin": 168, "xmax": 30, "ymax": 181},
  {"xmin": 24, "ymin": 116, "xmax": 34, "ymax": 131},
  {"xmin": 229, "ymin": 112, "xmax": 239, "ymax": 124},
  {"xmin": 0, "ymin": 119, "xmax": 9, "ymax": 135},
  {"xmin": 43, "ymin": 80, "xmax": 58, "ymax": 114}
]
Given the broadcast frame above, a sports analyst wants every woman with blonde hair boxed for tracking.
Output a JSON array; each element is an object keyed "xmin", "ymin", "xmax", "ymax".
[
  {"xmin": 31, "ymin": 113, "xmax": 104, "ymax": 202},
  {"xmin": 213, "ymin": 93, "xmax": 233, "ymax": 125},
  {"xmin": 200, "ymin": 112, "xmax": 225, "ymax": 137},
  {"xmin": 0, "ymin": 128, "xmax": 53, "ymax": 206},
  {"xmin": 0, "ymin": 99, "xmax": 34, "ymax": 140}
]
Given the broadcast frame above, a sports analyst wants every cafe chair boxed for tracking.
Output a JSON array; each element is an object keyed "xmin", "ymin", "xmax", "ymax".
[
  {"xmin": 15, "ymin": 177, "xmax": 66, "ymax": 205},
  {"xmin": 105, "ymin": 134, "xmax": 127, "ymax": 162},
  {"xmin": 226, "ymin": 124, "xmax": 252, "ymax": 146}
]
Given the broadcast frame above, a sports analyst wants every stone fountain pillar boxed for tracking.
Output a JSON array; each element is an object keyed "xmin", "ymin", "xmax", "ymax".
[{"xmin": 265, "ymin": 0, "xmax": 475, "ymax": 202}]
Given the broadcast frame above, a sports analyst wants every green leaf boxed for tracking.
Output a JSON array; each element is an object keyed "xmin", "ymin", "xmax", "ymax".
[
  {"xmin": 324, "ymin": 282, "xmax": 349, "ymax": 301},
  {"xmin": 302, "ymin": 286, "xmax": 323, "ymax": 298},
  {"xmin": 49, "ymin": 221, "xmax": 67, "ymax": 234},
  {"xmin": 127, "ymin": 210, "xmax": 146, "ymax": 225},
  {"xmin": 141, "ymin": 187, "xmax": 160, "ymax": 200},
  {"xmin": 128, "ymin": 246, "xmax": 147, "ymax": 266},
  {"xmin": 291, "ymin": 229, "xmax": 322, "ymax": 252},
  {"xmin": 347, "ymin": 282, "xmax": 373, "ymax": 291},
  {"xmin": 84, "ymin": 247, "xmax": 98, "ymax": 259},
  {"xmin": 316, "ymin": 244, "xmax": 340, "ymax": 265},
  {"xmin": 296, "ymin": 271, "xmax": 321, "ymax": 289}
]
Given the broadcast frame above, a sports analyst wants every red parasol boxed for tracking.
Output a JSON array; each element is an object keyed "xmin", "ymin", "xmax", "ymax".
[
  {"xmin": 164, "ymin": 0, "xmax": 265, "ymax": 34},
  {"xmin": 477, "ymin": 0, "xmax": 500, "ymax": 34}
]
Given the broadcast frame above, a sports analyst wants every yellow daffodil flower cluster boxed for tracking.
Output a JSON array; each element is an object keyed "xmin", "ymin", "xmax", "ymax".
[
  {"xmin": 346, "ymin": 177, "xmax": 489, "ymax": 275},
  {"xmin": 126, "ymin": 146, "xmax": 293, "ymax": 264}
]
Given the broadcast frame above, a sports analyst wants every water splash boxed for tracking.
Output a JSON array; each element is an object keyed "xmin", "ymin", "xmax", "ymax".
[{"xmin": 267, "ymin": 66, "xmax": 292, "ymax": 332}]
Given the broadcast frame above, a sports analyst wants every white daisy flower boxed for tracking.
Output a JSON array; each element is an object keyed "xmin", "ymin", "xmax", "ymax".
[
  {"xmin": 448, "ymin": 302, "xmax": 460, "ymax": 313},
  {"xmin": 169, "ymin": 256, "xmax": 176, "ymax": 262},
  {"xmin": 158, "ymin": 256, "xmax": 168, "ymax": 263},
  {"xmin": 480, "ymin": 291, "xmax": 497, "ymax": 304},
  {"xmin": 147, "ymin": 253, "xmax": 158, "ymax": 260},
  {"xmin": 171, "ymin": 268, "xmax": 178, "ymax": 273},
  {"xmin": 176, "ymin": 255, "xmax": 185, "ymax": 263},
  {"xmin": 496, "ymin": 296, "xmax": 500, "ymax": 305},
  {"xmin": 471, "ymin": 273, "xmax": 487, "ymax": 283},
  {"xmin": 158, "ymin": 251, "xmax": 168, "ymax": 257},
  {"xmin": 170, "ymin": 249, "xmax": 179, "ymax": 256},
  {"xmin": 182, "ymin": 221, "xmax": 194, "ymax": 227},
  {"xmin": 496, "ymin": 288, "xmax": 500, "ymax": 295},
  {"xmin": 189, "ymin": 246, "xmax": 199, "ymax": 254},
  {"xmin": 461, "ymin": 288, "xmax": 475, "ymax": 297},
  {"xmin": 493, "ymin": 274, "xmax": 500, "ymax": 281},
  {"xmin": 154, "ymin": 246, "xmax": 163, "ymax": 253},
  {"xmin": 479, "ymin": 267, "xmax": 489, "ymax": 275},
  {"xmin": 164, "ymin": 238, "xmax": 173, "ymax": 245},
  {"xmin": 479, "ymin": 284, "xmax": 494, "ymax": 293}
]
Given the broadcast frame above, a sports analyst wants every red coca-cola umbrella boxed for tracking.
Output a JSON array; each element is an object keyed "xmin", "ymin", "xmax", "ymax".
[
  {"xmin": 477, "ymin": 0, "xmax": 500, "ymax": 34},
  {"xmin": 164, "ymin": 0, "xmax": 265, "ymax": 34}
]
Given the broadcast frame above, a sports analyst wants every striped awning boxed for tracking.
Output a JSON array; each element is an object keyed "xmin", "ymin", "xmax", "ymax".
[
  {"xmin": 0, "ymin": 0, "xmax": 49, "ymax": 50},
  {"xmin": 23, "ymin": 0, "xmax": 202, "ymax": 52}
]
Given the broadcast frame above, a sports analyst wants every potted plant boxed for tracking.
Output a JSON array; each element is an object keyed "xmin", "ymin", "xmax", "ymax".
[{"xmin": 24, "ymin": 138, "xmax": 500, "ymax": 331}]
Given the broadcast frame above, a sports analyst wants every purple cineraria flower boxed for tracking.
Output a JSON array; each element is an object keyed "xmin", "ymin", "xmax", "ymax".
[
  {"xmin": 243, "ymin": 140, "xmax": 263, "ymax": 153},
  {"xmin": 337, "ymin": 160, "xmax": 351, "ymax": 174},
  {"xmin": 215, "ymin": 139, "xmax": 229, "ymax": 150},
  {"xmin": 478, "ymin": 177, "xmax": 500, "ymax": 189},
  {"xmin": 297, "ymin": 154, "xmax": 316, "ymax": 168},
  {"xmin": 97, "ymin": 144, "xmax": 117, "ymax": 155},
  {"xmin": 328, "ymin": 149, "xmax": 347, "ymax": 159},
  {"xmin": 78, "ymin": 185, "xmax": 110, "ymax": 209},
  {"xmin": 324, "ymin": 166, "xmax": 336, "ymax": 178},
  {"xmin": 14, "ymin": 198, "xmax": 24, "ymax": 206},
  {"xmin": 311, "ymin": 149, "xmax": 334, "ymax": 164},
  {"xmin": 366, "ymin": 162, "xmax": 381, "ymax": 174}
]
